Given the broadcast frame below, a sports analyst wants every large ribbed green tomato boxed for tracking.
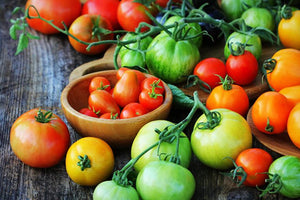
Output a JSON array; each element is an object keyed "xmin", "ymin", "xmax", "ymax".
[
  {"xmin": 146, "ymin": 33, "xmax": 200, "ymax": 84},
  {"xmin": 191, "ymin": 108, "xmax": 252, "ymax": 170}
]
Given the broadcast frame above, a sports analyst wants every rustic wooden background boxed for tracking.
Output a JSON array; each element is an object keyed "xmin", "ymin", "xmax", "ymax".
[{"xmin": 0, "ymin": 0, "xmax": 298, "ymax": 199}]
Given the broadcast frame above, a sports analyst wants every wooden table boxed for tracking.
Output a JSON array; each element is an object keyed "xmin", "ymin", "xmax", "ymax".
[{"xmin": 0, "ymin": 1, "xmax": 297, "ymax": 199}]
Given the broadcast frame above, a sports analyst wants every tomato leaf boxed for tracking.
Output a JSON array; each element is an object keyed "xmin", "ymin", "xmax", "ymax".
[
  {"xmin": 9, "ymin": 25, "xmax": 17, "ymax": 40},
  {"xmin": 168, "ymin": 84, "xmax": 194, "ymax": 109},
  {"xmin": 16, "ymin": 33, "xmax": 29, "ymax": 55}
]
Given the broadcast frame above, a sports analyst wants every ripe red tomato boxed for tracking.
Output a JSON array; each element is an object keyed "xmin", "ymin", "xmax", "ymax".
[
  {"xmin": 88, "ymin": 90, "xmax": 120, "ymax": 115},
  {"xmin": 116, "ymin": 67, "xmax": 146, "ymax": 84},
  {"xmin": 120, "ymin": 103, "xmax": 149, "ymax": 119},
  {"xmin": 235, "ymin": 148, "xmax": 273, "ymax": 187},
  {"xmin": 193, "ymin": 57, "xmax": 227, "ymax": 90},
  {"xmin": 10, "ymin": 108, "xmax": 70, "ymax": 168},
  {"xmin": 226, "ymin": 50, "xmax": 258, "ymax": 85},
  {"xmin": 139, "ymin": 89, "xmax": 164, "ymax": 111},
  {"xmin": 79, "ymin": 108, "xmax": 99, "ymax": 118},
  {"xmin": 140, "ymin": 77, "xmax": 165, "ymax": 95},
  {"xmin": 81, "ymin": 0, "xmax": 120, "ymax": 30},
  {"xmin": 89, "ymin": 76, "xmax": 111, "ymax": 93},
  {"xmin": 99, "ymin": 112, "xmax": 119, "ymax": 120},
  {"xmin": 68, "ymin": 14, "xmax": 114, "ymax": 55},
  {"xmin": 113, "ymin": 70, "xmax": 141, "ymax": 108}
]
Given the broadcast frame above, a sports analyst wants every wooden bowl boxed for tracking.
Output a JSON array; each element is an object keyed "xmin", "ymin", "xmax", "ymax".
[{"xmin": 61, "ymin": 70, "xmax": 173, "ymax": 148}]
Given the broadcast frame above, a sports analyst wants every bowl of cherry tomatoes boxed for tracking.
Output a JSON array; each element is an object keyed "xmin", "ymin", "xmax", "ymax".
[{"xmin": 61, "ymin": 69, "xmax": 173, "ymax": 148}]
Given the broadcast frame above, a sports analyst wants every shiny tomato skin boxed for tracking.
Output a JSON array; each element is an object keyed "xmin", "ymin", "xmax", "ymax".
[
  {"xmin": 25, "ymin": 0, "xmax": 81, "ymax": 34},
  {"xmin": 235, "ymin": 148, "xmax": 273, "ymax": 187},
  {"xmin": 120, "ymin": 102, "xmax": 148, "ymax": 119},
  {"xmin": 139, "ymin": 89, "xmax": 164, "ymax": 111},
  {"xmin": 79, "ymin": 108, "xmax": 99, "ymax": 118},
  {"xmin": 89, "ymin": 76, "xmax": 111, "ymax": 93},
  {"xmin": 287, "ymin": 103, "xmax": 300, "ymax": 149},
  {"xmin": 140, "ymin": 77, "xmax": 165, "ymax": 95},
  {"xmin": 116, "ymin": 67, "xmax": 146, "ymax": 84},
  {"xmin": 88, "ymin": 90, "xmax": 120, "ymax": 115},
  {"xmin": 193, "ymin": 57, "xmax": 227, "ymax": 89},
  {"xmin": 99, "ymin": 112, "xmax": 119, "ymax": 120},
  {"xmin": 68, "ymin": 14, "xmax": 114, "ymax": 55},
  {"xmin": 81, "ymin": 0, "xmax": 120, "ymax": 30},
  {"xmin": 251, "ymin": 91, "xmax": 293, "ymax": 134},
  {"xmin": 10, "ymin": 108, "xmax": 70, "ymax": 168},
  {"xmin": 279, "ymin": 85, "xmax": 300, "ymax": 107}
]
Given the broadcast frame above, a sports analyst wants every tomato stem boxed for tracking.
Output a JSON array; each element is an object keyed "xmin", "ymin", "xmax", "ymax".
[
  {"xmin": 221, "ymin": 157, "xmax": 247, "ymax": 187},
  {"xmin": 258, "ymin": 173, "xmax": 283, "ymax": 197},
  {"xmin": 35, "ymin": 109, "xmax": 53, "ymax": 123},
  {"xmin": 77, "ymin": 155, "xmax": 91, "ymax": 171}
]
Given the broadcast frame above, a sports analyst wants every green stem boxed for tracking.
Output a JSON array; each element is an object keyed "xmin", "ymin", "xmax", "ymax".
[{"xmin": 35, "ymin": 109, "xmax": 53, "ymax": 123}]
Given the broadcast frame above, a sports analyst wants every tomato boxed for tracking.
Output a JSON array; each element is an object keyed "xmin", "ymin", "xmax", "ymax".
[
  {"xmin": 225, "ymin": 50, "xmax": 258, "ymax": 85},
  {"xmin": 88, "ymin": 90, "xmax": 120, "ymax": 115},
  {"xmin": 10, "ymin": 108, "xmax": 70, "ymax": 168},
  {"xmin": 120, "ymin": 102, "xmax": 148, "ymax": 119},
  {"xmin": 224, "ymin": 31, "xmax": 262, "ymax": 60},
  {"xmin": 117, "ymin": 0, "xmax": 155, "ymax": 32},
  {"xmin": 278, "ymin": 10, "xmax": 300, "ymax": 49},
  {"xmin": 139, "ymin": 89, "xmax": 164, "ymax": 111},
  {"xmin": 136, "ymin": 160, "xmax": 196, "ymax": 200},
  {"xmin": 193, "ymin": 57, "xmax": 227, "ymax": 90},
  {"xmin": 146, "ymin": 33, "xmax": 200, "ymax": 84},
  {"xmin": 251, "ymin": 91, "xmax": 293, "ymax": 134},
  {"xmin": 234, "ymin": 148, "xmax": 273, "ymax": 187},
  {"xmin": 206, "ymin": 76, "xmax": 249, "ymax": 116},
  {"xmin": 89, "ymin": 76, "xmax": 111, "ymax": 93},
  {"xmin": 93, "ymin": 180, "xmax": 139, "ymax": 200},
  {"xmin": 79, "ymin": 107, "xmax": 99, "ymax": 118},
  {"xmin": 264, "ymin": 48, "xmax": 300, "ymax": 91},
  {"xmin": 279, "ymin": 85, "xmax": 300, "ymax": 107},
  {"xmin": 287, "ymin": 103, "xmax": 300, "ymax": 149},
  {"xmin": 81, "ymin": 0, "xmax": 120, "ymax": 30},
  {"xmin": 241, "ymin": 7, "xmax": 275, "ymax": 31},
  {"xmin": 263, "ymin": 155, "xmax": 300, "ymax": 198},
  {"xmin": 219, "ymin": 0, "xmax": 256, "ymax": 21},
  {"xmin": 113, "ymin": 70, "xmax": 141, "ymax": 108},
  {"xmin": 191, "ymin": 108, "xmax": 252, "ymax": 170},
  {"xmin": 116, "ymin": 67, "xmax": 146, "ymax": 84},
  {"xmin": 25, "ymin": 0, "xmax": 81, "ymax": 34},
  {"xmin": 99, "ymin": 112, "xmax": 119, "ymax": 120},
  {"xmin": 65, "ymin": 137, "xmax": 114, "ymax": 186},
  {"xmin": 68, "ymin": 14, "xmax": 113, "ymax": 55},
  {"xmin": 131, "ymin": 120, "xmax": 192, "ymax": 172},
  {"xmin": 140, "ymin": 77, "xmax": 165, "ymax": 95}
]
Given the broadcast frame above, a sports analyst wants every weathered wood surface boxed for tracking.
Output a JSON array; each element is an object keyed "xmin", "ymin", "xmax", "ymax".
[{"xmin": 0, "ymin": 1, "xmax": 297, "ymax": 200}]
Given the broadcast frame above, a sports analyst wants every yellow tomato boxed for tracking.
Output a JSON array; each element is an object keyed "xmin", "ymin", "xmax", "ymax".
[
  {"xmin": 287, "ymin": 103, "xmax": 300, "ymax": 149},
  {"xmin": 65, "ymin": 137, "xmax": 114, "ymax": 186},
  {"xmin": 279, "ymin": 85, "xmax": 300, "ymax": 107}
]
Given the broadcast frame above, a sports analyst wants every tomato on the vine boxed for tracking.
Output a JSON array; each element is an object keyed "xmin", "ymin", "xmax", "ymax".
[
  {"xmin": 241, "ymin": 7, "xmax": 275, "ymax": 31},
  {"xmin": 10, "ymin": 108, "xmax": 70, "ymax": 168},
  {"xmin": 89, "ymin": 76, "xmax": 111, "ymax": 93},
  {"xmin": 88, "ymin": 90, "xmax": 120, "ymax": 115},
  {"xmin": 120, "ymin": 102, "xmax": 148, "ymax": 119}
]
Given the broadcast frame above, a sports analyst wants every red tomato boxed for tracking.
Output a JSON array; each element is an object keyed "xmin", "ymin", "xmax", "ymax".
[
  {"xmin": 235, "ymin": 148, "xmax": 273, "ymax": 187},
  {"xmin": 117, "ymin": 0, "xmax": 154, "ymax": 32},
  {"xmin": 139, "ymin": 89, "xmax": 164, "ymax": 111},
  {"xmin": 10, "ymin": 108, "xmax": 70, "ymax": 168},
  {"xmin": 120, "ymin": 103, "xmax": 149, "ymax": 119},
  {"xmin": 89, "ymin": 76, "xmax": 111, "ymax": 93},
  {"xmin": 79, "ymin": 108, "xmax": 99, "ymax": 118},
  {"xmin": 81, "ymin": 0, "xmax": 120, "ymax": 30},
  {"xmin": 113, "ymin": 70, "xmax": 141, "ymax": 108},
  {"xmin": 226, "ymin": 50, "xmax": 258, "ymax": 85},
  {"xmin": 193, "ymin": 57, "xmax": 227, "ymax": 89},
  {"xmin": 25, "ymin": 0, "xmax": 81, "ymax": 34},
  {"xmin": 99, "ymin": 112, "xmax": 119, "ymax": 120},
  {"xmin": 116, "ymin": 67, "xmax": 146, "ymax": 84},
  {"xmin": 88, "ymin": 90, "xmax": 120, "ymax": 115},
  {"xmin": 140, "ymin": 77, "xmax": 165, "ymax": 95},
  {"xmin": 68, "ymin": 14, "xmax": 114, "ymax": 55}
]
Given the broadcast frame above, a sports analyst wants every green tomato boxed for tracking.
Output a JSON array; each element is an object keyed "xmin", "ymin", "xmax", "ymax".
[
  {"xmin": 93, "ymin": 180, "xmax": 139, "ymax": 200},
  {"xmin": 191, "ymin": 108, "xmax": 252, "ymax": 170},
  {"xmin": 220, "ymin": 0, "xmax": 256, "ymax": 21},
  {"xmin": 136, "ymin": 160, "xmax": 195, "ymax": 200},
  {"xmin": 163, "ymin": 15, "xmax": 202, "ymax": 48},
  {"xmin": 224, "ymin": 31, "xmax": 262, "ymax": 60},
  {"xmin": 131, "ymin": 120, "xmax": 192, "ymax": 172},
  {"xmin": 268, "ymin": 156, "xmax": 300, "ymax": 198},
  {"xmin": 241, "ymin": 7, "xmax": 275, "ymax": 31},
  {"xmin": 146, "ymin": 33, "xmax": 200, "ymax": 84},
  {"xmin": 120, "ymin": 50, "xmax": 146, "ymax": 68}
]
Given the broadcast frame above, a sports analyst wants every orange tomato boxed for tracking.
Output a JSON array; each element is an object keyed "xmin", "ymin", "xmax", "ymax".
[
  {"xmin": 279, "ymin": 85, "xmax": 300, "ymax": 107},
  {"xmin": 264, "ymin": 48, "xmax": 300, "ymax": 91},
  {"xmin": 251, "ymin": 91, "xmax": 293, "ymax": 134},
  {"xmin": 287, "ymin": 103, "xmax": 300, "ymax": 149}
]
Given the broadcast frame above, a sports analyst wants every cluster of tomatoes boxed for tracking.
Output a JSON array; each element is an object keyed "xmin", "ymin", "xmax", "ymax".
[{"xmin": 80, "ymin": 68, "xmax": 165, "ymax": 119}]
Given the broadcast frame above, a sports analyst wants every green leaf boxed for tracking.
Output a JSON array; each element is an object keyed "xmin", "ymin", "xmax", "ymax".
[
  {"xmin": 15, "ymin": 33, "xmax": 29, "ymax": 55},
  {"xmin": 27, "ymin": 33, "xmax": 40, "ymax": 40},
  {"xmin": 12, "ymin": 7, "xmax": 21, "ymax": 15},
  {"xmin": 9, "ymin": 25, "xmax": 17, "ymax": 40},
  {"xmin": 168, "ymin": 84, "xmax": 194, "ymax": 109}
]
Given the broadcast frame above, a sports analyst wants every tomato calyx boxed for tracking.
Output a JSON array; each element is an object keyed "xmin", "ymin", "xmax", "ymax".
[
  {"xmin": 280, "ymin": 5, "xmax": 293, "ymax": 20},
  {"xmin": 227, "ymin": 40, "xmax": 248, "ymax": 56},
  {"xmin": 221, "ymin": 157, "xmax": 247, "ymax": 187},
  {"xmin": 219, "ymin": 75, "xmax": 234, "ymax": 91},
  {"xmin": 35, "ymin": 109, "xmax": 53, "ymax": 123},
  {"xmin": 91, "ymin": 16, "xmax": 112, "ymax": 41},
  {"xmin": 265, "ymin": 118, "xmax": 274, "ymax": 133},
  {"xmin": 263, "ymin": 58, "xmax": 276, "ymax": 74},
  {"xmin": 258, "ymin": 173, "xmax": 283, "ymax": 198},
  {"xmin": 77, "ymin": 155, "xmax": 91, "ymax": 171}
]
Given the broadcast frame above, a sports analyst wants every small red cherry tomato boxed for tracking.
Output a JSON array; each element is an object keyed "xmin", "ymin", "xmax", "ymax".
[
  {"xmin": 88, "ymin": 90, "xmax": 120, "ymax": 115},
  {"xmin": 140, "ymin": 77, "xmax": 165, "ymax": 95},
  {"xmin": 99, "ymin": 112, "xmax": 119, "ymax": 120},
  {"xmin": 139, "ymin": 89, "xmax": 164, "ymax": 111},
  {"xmin": 120, "ymin": 103, "xmax": 148, "ymax": 119},
  {"xmin": 79, "ymin": 108, "xmax": 99, "ymax": 118},
  {"xmin": 89, "ymin": 76, "xmax": 111, "ymax": 93}
]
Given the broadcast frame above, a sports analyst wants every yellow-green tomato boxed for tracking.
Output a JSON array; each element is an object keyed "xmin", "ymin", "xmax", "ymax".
[
  {"xmin": 191, "ymin": 108, "xmax": 252, "ymax": 170},
  {"xmin": 131, "ymin": 120, "xmax": 192, "ymax": 172},
  {"xmin": 241, "ymin": 7, "xmax": 275, "ymax": 31},
  {"xmin": 65, "ymin": 137, "xmax": 115, "ymax": 186}
]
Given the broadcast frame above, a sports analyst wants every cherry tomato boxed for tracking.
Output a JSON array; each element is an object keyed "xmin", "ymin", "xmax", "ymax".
[
  {"xmin": 88, "ymin": 90, "xmax": 120, "ymax": 115},
  {"xmin": 68, "ymin": 14, "xmax": 113, "ymax": 55},
  {"xmin": 81, "ymin": 0, "xmax": 120, "ymax": 30},
  {"xmin": 99, "ymin": 112, "xmax": 119, "ymax": 120},
  {"xmin": 79, "ymin": 108, "xmax": 99, "ymax": 118},
  {"xmin": 65, "ymin": 137, "xmax": 114, "ymax": 186},
  {"xmin": 287, "ymin": 103, "xmax": 300, "ymax": 149},
  {"xmin": 116, "ymin": 67, "xmax": 146, "ymax": 84},
  {"xmin": 139, "ymin": 89, "xmax": 164, "ymax": 111},
  {"xmin": 89, "ymin": 76, "xmax": 111, "ymax": 93},
  {"xmin": 251, "ymin": 91, "xmax": 293, "ymax": 134},
  {"xmin": 10, "ymin": 108, "xmax": 70, "ymax": 168},
  {"xmin": 120, "ymin": 102, "xmax": 148, "ymax": 119},
  {"xmin": 235, "ymin": 148, "xmax": 273, "ymax": 187},
  {"xmin": 140, "ymin": 77, "xmax": 165, "ymax": 95},
  {"xmin": 193, "ymin": 57, "xmax": 227, "ymax": 89},
  {"xmin": 279, "ymin": 85, "xmax": 300, "ymax": 107},
  {"xmin": 25, "ymin": 0, "xmax": 81, "ymax": 34},
  {"xmin": 113, "ymin": 70, "xmax": 141, "ymax": 108}
]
